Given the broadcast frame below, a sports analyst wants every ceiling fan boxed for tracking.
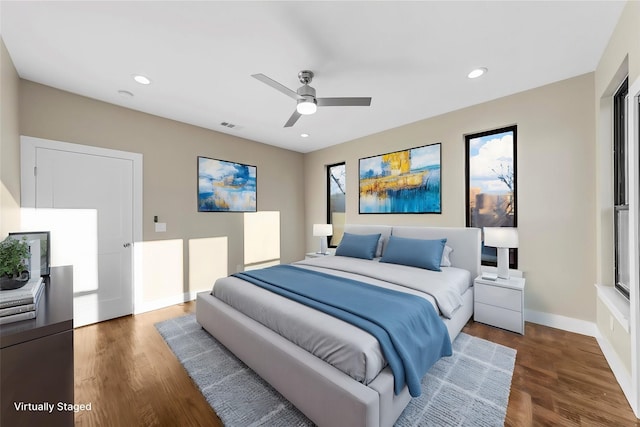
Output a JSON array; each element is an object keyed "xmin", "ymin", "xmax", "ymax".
[{"xmin": 251, "ymin": 70, "xmax": 372, "ymax": 128}]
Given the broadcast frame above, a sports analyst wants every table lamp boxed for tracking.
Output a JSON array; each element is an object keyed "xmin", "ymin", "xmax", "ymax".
[
  {"xmin": 483, "ymin": 227, "xmax": 518, "ymax": 279},
  {"xmin": 313, "ymin": 224, "xmax": 333, "ymax": 255}
]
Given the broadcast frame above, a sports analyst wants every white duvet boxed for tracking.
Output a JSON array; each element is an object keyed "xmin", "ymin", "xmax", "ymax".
[{"xmin": 212, "ymin": 255, "xmax": 471, "ymax": 385}]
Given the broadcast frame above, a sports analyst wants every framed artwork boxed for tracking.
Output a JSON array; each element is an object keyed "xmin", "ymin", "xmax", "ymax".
[
  {"xmin": 198, "ymin": 156, "xmax": 257, "ymax": 212},
  {"xmin": 8, "ymin": 231, "xmax": 51, "ymax": 276},
  {"xmin": 465, "ymin": 125, "xmax": 517, "ymax": 268},
  {"xmin": 359, "ymin": 143, "xmax": 441, "ymax": 214}
]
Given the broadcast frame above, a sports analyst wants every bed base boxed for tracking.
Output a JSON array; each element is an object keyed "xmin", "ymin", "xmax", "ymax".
[{"xmin": 196, "ymin": 287, "xmax": 473, "ymax": 427}]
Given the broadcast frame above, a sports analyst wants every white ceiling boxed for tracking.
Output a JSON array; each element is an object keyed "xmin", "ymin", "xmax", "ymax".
[{"xmin": 0, "ymin": 1, "xmax": 626, "ymax": 153}]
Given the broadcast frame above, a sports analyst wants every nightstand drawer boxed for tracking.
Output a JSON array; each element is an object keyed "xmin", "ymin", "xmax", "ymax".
[
  {"xmin": 475, "ymin": 283, "xmax": 522, "ymax": 311},
  {"xmin": 474, "ymin": 302, "xmax": 523, "ymax": 334}
]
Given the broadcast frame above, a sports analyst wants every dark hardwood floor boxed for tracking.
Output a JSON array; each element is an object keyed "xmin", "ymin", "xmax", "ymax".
[
  {"xmin": 74, "ymin": 302, "xmax": 222, "ymax": 427},
  {"xmin": 74, "ymin": 302, "xmax": 639, "ymax": 426},
  {"xmin": 464, "ymin": 322, "xmax": 639, "ymax": 427}
]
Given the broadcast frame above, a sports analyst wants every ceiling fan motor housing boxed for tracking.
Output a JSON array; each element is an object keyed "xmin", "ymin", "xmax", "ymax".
[
  {"xmin": 296, "ymin": 81, "xmax": 317, "ymax": 114},
  {"xmin": 297, "ymin": 84, "xmax": 316, "ymax": 98}
]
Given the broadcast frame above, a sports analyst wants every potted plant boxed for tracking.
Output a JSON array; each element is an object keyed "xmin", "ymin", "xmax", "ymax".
[{"xmin": 0, "ymin": 237, "xmax": 31, "ymax": 290}]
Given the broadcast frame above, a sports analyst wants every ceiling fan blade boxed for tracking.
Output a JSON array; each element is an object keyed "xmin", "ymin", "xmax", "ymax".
[
  {"xmin": 316, "ymin": 97, "xmax": 372, "ymax": 107},
  {"xmin": 252, "ymin": 73, "xmax": 300, "ymax": 100},
  {"xmin": 284, "ymin": 110, "xmax": 302, "ymax": 128}
]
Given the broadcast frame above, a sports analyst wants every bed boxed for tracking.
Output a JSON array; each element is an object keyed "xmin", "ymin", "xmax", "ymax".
[{"xmin": 196, "ymin": 225, "xmax": 481, "ymax": 427}]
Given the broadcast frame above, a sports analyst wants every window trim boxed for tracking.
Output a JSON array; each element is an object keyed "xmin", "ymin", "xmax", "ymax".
[
  {"xmin": 614, "ymin": 77, "xmax": 629, "ymax": 206},
  {"xmin": 614, "ymin": 77, "xmax": 629, "ymax": 299}
]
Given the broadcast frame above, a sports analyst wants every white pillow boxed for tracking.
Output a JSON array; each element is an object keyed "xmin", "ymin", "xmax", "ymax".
[{"xmin": 440, "ymin": 245, "xmax": 453, "ymax": 267}]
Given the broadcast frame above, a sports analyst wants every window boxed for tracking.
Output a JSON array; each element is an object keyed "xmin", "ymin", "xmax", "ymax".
[
  {"xmin": 327, "ymin": 162, "xmax": 346, "ymax": 247},
  {"xmin": 465, "ymin": 126, "xmax": 518, "ymax": 268},
  {"xmin": 614, "ymin": 78, "xmax": 628, "ymax": 205},
  {"xmin": 614, "ymin": 77, "xmax": 629, "ymax": 299}
]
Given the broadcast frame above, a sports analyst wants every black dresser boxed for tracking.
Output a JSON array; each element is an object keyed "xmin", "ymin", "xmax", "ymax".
[{"xmin": 0, "ymin": 266, "xmax": 74, "ymax": 427}]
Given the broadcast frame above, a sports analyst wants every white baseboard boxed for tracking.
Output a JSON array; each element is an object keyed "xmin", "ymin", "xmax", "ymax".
[
  {"xmin": 595, "ymin": 331, "xmax": 635, "ymax": 413},
  {"xmin": 524, "ymin": 309, "xmax": 597, "ymax": 337},
  {"xmin": 134, "ymin": 291, "xmax": 198, "ymax": 315}
]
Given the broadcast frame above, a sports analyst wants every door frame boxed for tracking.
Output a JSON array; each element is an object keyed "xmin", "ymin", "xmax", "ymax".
[{"xmin": 20, "ymin": 135, "xmax": 143, "ymax": 317}]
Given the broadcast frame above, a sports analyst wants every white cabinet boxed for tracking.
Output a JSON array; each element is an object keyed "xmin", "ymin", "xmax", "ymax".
[{"xmin": 474, "ymin": 276, "xmax": 525, "ymax": 335}]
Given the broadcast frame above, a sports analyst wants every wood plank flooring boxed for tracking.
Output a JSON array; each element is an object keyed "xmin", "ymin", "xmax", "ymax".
[
  {"xmin": 464, "ymin": 322, "xmax": 639, "ymax": 427},
  {"xmin": 74, "ymin": 302, "xmax": 221, "ymax": 427},
  {"xmin": 74, "ymin": 302, "xmax": 639, "ymax": 426}
]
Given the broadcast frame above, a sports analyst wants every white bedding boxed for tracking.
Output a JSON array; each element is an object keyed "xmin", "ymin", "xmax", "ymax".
[
  {"xmin": 211, "ymin": 256, "xmax": 471, "ymax": 385},
  {"xmin": 295, "ymin": 256, "xmax": 472, "ymax": 318}
]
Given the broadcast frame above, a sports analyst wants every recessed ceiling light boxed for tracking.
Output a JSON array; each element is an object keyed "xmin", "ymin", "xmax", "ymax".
[
  {"xmin": 118, "ymin": 90, "xmax": 134, "ymax": 98},
  {"xmin": 467, "ymin": 68, "xmax": 488, "ymax": 79},
  {"xmin": 300, "ymin": 133, "xmax": 309, "ymax": 138},
  {"xmin": 133, "ymin": 74, "xmax": 151, "ymax": 85}
]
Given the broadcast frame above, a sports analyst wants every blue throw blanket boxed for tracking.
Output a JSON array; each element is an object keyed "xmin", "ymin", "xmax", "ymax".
[{"xmin": 233, "ymin": 264, "xmax": 452, "ymax": 397}]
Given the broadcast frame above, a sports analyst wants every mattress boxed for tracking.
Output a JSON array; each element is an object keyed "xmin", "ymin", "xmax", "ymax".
[{"xmin": 212, "ymin": 256, "xmax": 471, "ymax": 385}]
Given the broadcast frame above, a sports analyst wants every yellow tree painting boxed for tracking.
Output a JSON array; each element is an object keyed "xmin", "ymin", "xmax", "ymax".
[{"xmin": 359, "ymin": 144, "xmax": 441, "ymax": 214}]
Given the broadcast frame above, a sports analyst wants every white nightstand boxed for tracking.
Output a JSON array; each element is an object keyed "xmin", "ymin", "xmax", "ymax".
[
  {"xmin": 474, "ymin": 275, "xmax": 525, "ymax": 335},
  {"xmin": 305, "ymin": 252, "xmax": 331, "ymax": 259}
]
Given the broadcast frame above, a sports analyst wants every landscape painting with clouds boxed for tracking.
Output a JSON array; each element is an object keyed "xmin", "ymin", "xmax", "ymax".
[{"xmin": 198, "ymin": 157, "xmax": 256, "ymax": 212}]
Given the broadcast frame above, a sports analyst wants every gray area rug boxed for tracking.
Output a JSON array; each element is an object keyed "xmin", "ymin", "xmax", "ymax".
[{"xmin": 156, "ymin": 314, "xmax": 516, "ymax": 426}]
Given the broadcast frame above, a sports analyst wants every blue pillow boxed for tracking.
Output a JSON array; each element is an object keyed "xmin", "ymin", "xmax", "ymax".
[
  {"xmin": 335, "ymin": 233, "xmax": 381, "ymax": 260},
  {"xmin": 380, "ymin": 236, "xmax": 446, "ymax": 271}
]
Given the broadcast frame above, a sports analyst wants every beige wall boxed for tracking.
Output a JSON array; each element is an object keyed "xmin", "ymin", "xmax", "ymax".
[
  {"xmin": 0, "ymin": 38, "xmax": 21, "ymax": 237},
  {"xmin": 18, "ymin": 80, "xmax": 305, "ymax": 305},
  {"xmin": 305, "ymin": 73, "xmax": 596, "ymax": 322},
  {"xmin": 594, "ymin": 0, "xmax": 640, "ymax": 408},
  {"xmin": 596, "ymin": 0, "xmax": 640, "ymax": 97},
  {"xmin": 595, "ymin": 0, "xmax": 640, "ymax": 286}
]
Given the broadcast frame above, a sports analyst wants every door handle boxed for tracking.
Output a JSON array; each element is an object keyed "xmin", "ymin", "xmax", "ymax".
[{"xmin": 123, "ymin": 243, "xmax": 132, "ymax": 248}]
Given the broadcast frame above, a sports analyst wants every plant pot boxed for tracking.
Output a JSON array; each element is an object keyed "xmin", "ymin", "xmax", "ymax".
[{"xmin": 0, "ymin": 271, "xmax": 31, "ymax": 290}]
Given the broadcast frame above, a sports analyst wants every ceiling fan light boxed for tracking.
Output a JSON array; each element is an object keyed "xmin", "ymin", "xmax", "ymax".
[{"xmin": 296, "ymin": 99, "xmax": 317, "ymax": 115}]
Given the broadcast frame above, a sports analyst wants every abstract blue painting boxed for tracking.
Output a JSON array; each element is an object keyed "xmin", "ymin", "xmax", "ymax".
[
  {"xmin": 359, "ymin": 144, "xmax": 441, "ymax": 214},
  {"xmin": 198, "ymin": 157, "xmax": 257, "ymax": 212}
]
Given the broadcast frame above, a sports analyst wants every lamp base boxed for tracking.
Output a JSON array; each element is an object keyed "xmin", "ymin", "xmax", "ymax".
[
  {"xmin": 496, "ymin": 247, "xmax": 510, "ymax": 279},
  {"xmin": 317, "ymin": 236, "xmax": 328, "ymax": 255}
]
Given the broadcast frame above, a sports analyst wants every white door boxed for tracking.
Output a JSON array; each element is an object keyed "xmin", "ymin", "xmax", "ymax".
[{"xmin": 35, "ymin": 148, "xmax": 134, "ymax": 326}]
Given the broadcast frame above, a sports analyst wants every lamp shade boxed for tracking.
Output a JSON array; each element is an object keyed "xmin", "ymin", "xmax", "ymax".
[
  {"xmin": 483, "ymin": 227, "xmax": 518, "ymax": 248},
  {"xmin": 313, "ymin": 224, "xmax": 333, "ymax": 237}
]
